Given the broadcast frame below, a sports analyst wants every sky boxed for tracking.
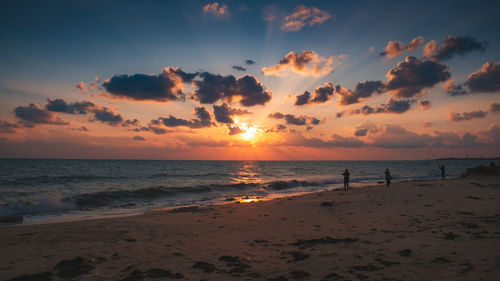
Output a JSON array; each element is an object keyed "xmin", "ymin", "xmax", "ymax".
[{"xmin": 0, "ymin": 0, "xmax": 499, "ymax": 160}]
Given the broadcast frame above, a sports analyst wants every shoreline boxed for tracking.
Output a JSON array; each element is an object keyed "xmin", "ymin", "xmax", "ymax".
[
  {"xmin": 1, "ymin": 176, "xmax": 499, "ymax": 280},
  {"xmin": 5, "ymin": 177, "xmax": 446, "ymax": 226}
]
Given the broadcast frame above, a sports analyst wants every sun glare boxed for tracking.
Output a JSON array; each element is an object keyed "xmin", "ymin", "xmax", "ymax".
[{"xmin": 233, "ymin": 118, "xmax": 261, "ymax": 141}]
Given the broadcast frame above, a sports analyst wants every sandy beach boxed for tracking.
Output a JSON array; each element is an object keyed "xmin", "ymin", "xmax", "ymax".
[{"xmin": 1, "ymin": 176, "xmax": 500, "ymax": 281}]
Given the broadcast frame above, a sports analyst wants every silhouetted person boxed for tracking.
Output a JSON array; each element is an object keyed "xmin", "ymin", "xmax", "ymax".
[
  {"xmin": 439, "ymin": 165, "xmax": 445, "ymax": 180},
  {"xmin": 343, "ymin": 169, "xmax": 350, "ymax": 191},
  {"xmin": 490, "ymin": 161, "xmax": 496, "ymax": 167},
  {"xmin": 385, "ymin": 168, "xmax": 392, "ymax": 187}
]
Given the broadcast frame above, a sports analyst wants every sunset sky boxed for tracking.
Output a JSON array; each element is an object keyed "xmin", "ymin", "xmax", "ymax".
[{"xmin": 1, "ymin": 0, "xmax": 499, "ymax": 160}]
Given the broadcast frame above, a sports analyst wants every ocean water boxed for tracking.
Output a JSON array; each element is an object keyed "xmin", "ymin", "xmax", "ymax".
[{"xmin": 0, "ymin": 158, "xmax": 495, "ymax": 223}]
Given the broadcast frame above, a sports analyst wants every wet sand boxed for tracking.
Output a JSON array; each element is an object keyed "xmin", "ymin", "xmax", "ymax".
[{"xmin": 1, "ymin": 176, "xmax": 500, "ymax": 281}]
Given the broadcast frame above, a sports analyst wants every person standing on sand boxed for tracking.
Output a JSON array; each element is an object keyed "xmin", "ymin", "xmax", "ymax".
[
  {"xmin": 439, "ymin": 165, "xmax": 445, "ymax": 180},
  {"xmin": 343, "ymin": 169, "xmax": 350, "ymax": 191},
  {"xmin": 385, "ymin": 168, "xmax": 392, "ymax": 187}
]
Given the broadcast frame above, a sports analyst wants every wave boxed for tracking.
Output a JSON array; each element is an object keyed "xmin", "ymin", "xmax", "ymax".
[
  {"xmin": 1, "ymin": 174, "xmax": 119, "ymax": 186},
  {"xmin": 0, "ymin": 176, "xmax": 400, "ymax": 217}
]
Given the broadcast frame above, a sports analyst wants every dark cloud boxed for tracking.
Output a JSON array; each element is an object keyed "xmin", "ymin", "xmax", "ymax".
[
  {"xmin": 418, "ymin": 100, "xmax": 431, "ymax": 110},
  {"xmin": 102, "ymin": 67, "xmax": 197, "ymax": 102},
  {"xmin": 466, "ymin": 62, "xmax": 500, "ymax": 93},
  {"xmin": 227, "ymin": 125, "xmax": 244, "ymax": 135},
  {"xmin": 121, "ymin": 119, "xmax": 140, "ymax": 127},
  {"xmin": 282, "ymin": 132, "xmax": 366, "ymax": 148},
  {"xmin": 354, "ymin": 128, "xmax": 368, "ymax": 137},
  {"xmin": 158, "ymin": 107, "xmax": 213, "ymax": 129},
  {"xmin": 335, "ymin": 81, "xmax": 385, "ymax": 106},
  {"xmin": 385, "ymin": 56, "xmax": 450, "ymax": 98},
  {"xmin": 294, "ymin": 91, "xmax": 311, "ymax": 106},
  {"xmin": 245, "ymin": 59, "xmax": 255, "ymax": 65},
  {"xmin": 370, "ymin": 124, "xmax": 433, "ymax": 148},
  {"xmin": 213, "ymin": 103, "xmax": 251, "ymax": 124},
  {"xmin": 133, "ymin": 135, "xmax": 146, "ymax": 141},
  {"xmin": 442, "ymin": 80, "xmax": 467, "ymax": 96},
  {"xmin": 295, "ymin": 82, "xmax": 335, "ymax": 106},
  {"xmin": 310, "ymin": 82, "xmax": 334, "ymax": 103},
  {"xmin": 285, "ymin": 114, "xmax": 307, "ymax": 125},
  {"xmin": 0, "ymin": 121, "xmax": 18, "ymax": 134},
  {"xmin": 236, "ymin": 75, "xmax": 273, "ymax": 106},
  {"xmin": 232, "ymin": 65, "xmax": 246, "ymax": 71},
  {"xmin": 268, "ymin": 112, "xmax": 320, "ymax": 126},
  {"xmin": 345, "ymin": 98, "xmax": 414, "ymax": 117},
  {"xmin": 449, "ymin": 110, "xmax": 488, "ymax": 122},
  {"xmin": 15, "ymin": 103, "xmax": 69, "ymax": 126},
  {"xmin": 427, "ymin": 36, "xmax": 488, "ymax": 61},
  {"xmin": 92, "ymin": 107, "xmax": 124, "ymax": 126},
  {"xmin": 45, "ymin": 98, "xmax": 95, "ymax": 114},
  {"xmin": 73, "ymin": 126, "xmax": 88, "ymax": 132},
  {"xmin": 489, "ymin": 103, "xmax": 500, "ymax": 113},
  {"xmin": 192, "ymin": 73, "xmax": 272, "ymax": 106},
  {"xmin": 422, "ymin": 121, "xmax": 434, "ymax": 128},
  {"xmin": 380, "ymin": 37, "xmax": 424, "ymax": 58}
]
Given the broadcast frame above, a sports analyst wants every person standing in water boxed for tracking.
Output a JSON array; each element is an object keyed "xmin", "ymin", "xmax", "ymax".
[
  {"xmin": 343, "ymin": 169, "xmax": 350, "ymax": 191},
  {"xmin": 385, "ymin": 168, "xmax": 392, "ymax": 187},
  {"xmin": 439, "ymin": 165, "xmax": 445, "ymax": 180}
]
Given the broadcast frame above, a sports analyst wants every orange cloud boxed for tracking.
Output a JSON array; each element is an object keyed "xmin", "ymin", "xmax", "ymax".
[
  {"xmin": 282, "ymin": 5, "xmax": 331, "ymax": 31},
  {"xmin": 262, "ymin": 50, "xmax": 343, "ymax": 76},
  {"xmin": 380, "ymin": 37, "xmax": 424, "ymax": 58},
  {"xmin": 202, "ymin": 2, "xmax": 229, "ymax": 17}
]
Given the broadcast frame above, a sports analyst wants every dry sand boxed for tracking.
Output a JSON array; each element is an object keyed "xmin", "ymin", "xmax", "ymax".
[{"xmin": 1, "ymin": 176, "xmax": 500, "ymax": 281}]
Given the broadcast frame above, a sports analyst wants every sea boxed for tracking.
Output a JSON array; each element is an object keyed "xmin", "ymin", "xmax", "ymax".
[{"xmin": 0, "ymin": 158, "xmax": 496, "ymax": 223}]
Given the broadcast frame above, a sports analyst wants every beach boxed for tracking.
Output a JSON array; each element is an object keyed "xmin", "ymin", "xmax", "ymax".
[{"xmin": 1, "ymin": 176, "xmax": 499, "ymax": 281}]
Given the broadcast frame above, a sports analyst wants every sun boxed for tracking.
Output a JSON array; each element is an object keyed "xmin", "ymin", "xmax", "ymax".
[
  {"xmin": 241, "ymin": 125, "xmax": 257, "ymax": 140},
  {"xmin": 233, "ymin": 118, "xmax": 261, "ymax": 141}
]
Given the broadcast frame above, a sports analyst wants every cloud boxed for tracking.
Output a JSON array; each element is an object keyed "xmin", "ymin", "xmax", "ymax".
[
  {"xmin": 380, "ymin": 36, "xmax": 424, "ymax": 58},
  {"xmin": 245, "ymin": 59, "xmax": 255, "ymax": 65},
  {"xmin": 424, "ymin": 35, "xmax": 487, "ymax": 61},
  {"xmin": 489, "ymin": 102, "xmax": 500, "ymax": 113},
  {"xmin": 370, "ymin": 124, "xmax": 433, "ymax": 148},
  {"xmin": 45, "ymin": 98, "xmax": 95, "ymax": 114},
  {"xmin": 227, "ymin": 125, "xmax": 244, "ymax": 135},
  {"xmin": 385, "ymin": 56, "xmax": 450, "ymax": 98},
  {"xmin": 232, "ymin": 65, "xmax": 246, "ymax": 71},
  {"xmin": 354, "ymin": 129, "xmax": 368, "ymax": 137},
  {"xmin": 417, "ymin": 100, "xmax": 431, "ymax": 110},
  {"xmin": 192, "ymin": 73, "xmax": 272, "ymax": 106},
  {"xmin": 294, "ymin": 91, "xmax": 311, "ymax": 106},
  {"xmin": 76, "ymin": 82, "xmax": 86, "ymax": 92},
  {"xmin": 15, "ymin": 103, "xmax": 69, "ymax": 126},
  {"xmin": 202, "ymin": 2, "xmax": 229, "ymax": 17},
  {"xmin": 73, "ymin": 126, "xmax": 88, "ymax": 132},
  {"xmin": 156, "ymin": 107, "xmax": 213, "ymax": 129},
  {"xmin": 340, "ymin": 98, "xmax": 414, "ymax": 117},
  {"xmin": 334, "ymin": 81, "xmax": 385, "ymax": 106},
  {"xmin": 0, "ymin": 121, "xmax": 18, "ymax": 134},
  {"xmin": 280, "ymin": 132, "xmax": 365, "ymax": 148},
  {"xmin": 449, "ymin": 110, "xmax": 488, "ymax": 122},
  {"xmin": 92, "ymin": 107, "xmax": 124, "ymax": 126},
  {"xmin": 102, "ymin": 67, "xmax": 197, "ymax": 102},
  {"xmin": 466, "ymin": 62, "xmax": 500, "ymax": 93},
  {"xmin": 422, "ymin": 40, "xmax": 438, "ymax": 58},
  {"xmin": 213, "ymin": 103, "xmax": 251, "ymax": 123},
  {"xmin": 262, "ymin": 50, "xmax": 342, "ymax": 76},
  {"xmin": 294, "ymin": 82, "xmax": 334, "ymax": 106},
  {"xmin": 281, "ymin": 5, "xmax": 331, "ymax": 31},
  {"xmin": 133, "ymin": 135, "xmax": 146, "ymax": 141},
  {"xmin": 442, "ymin": 80, "xmax": 467, "ymax": 96},
  {"xmin": 268, "ymin": 112, "xmax": 320, "ymax": 126},
  {"xmin": 422, "ymin": 121, "xmax": 434, "ymax": 128}
]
